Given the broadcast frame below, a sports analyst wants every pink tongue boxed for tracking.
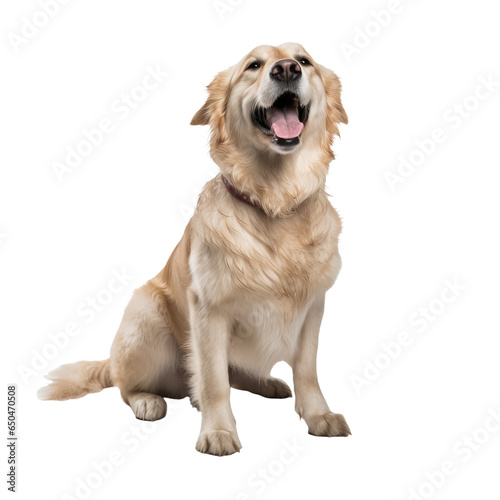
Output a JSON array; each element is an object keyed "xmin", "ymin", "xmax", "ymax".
[{"xmin": 270, "ymin": 105, "xmax": 304, "ymax": 139}]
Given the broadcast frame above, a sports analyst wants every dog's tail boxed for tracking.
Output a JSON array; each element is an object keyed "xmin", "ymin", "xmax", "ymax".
[{"xmin": 37, "ymin": 359, "xmax": 113, "ymax": 401}]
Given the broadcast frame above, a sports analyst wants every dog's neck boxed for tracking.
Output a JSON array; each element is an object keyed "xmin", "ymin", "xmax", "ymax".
[
  {"xmin": 215, "ymin": 149, "xmax": 330, "ymax": 217},
  {"xmin": 221, "ymin": 174, "xmax": 260, "ymax": 209}
]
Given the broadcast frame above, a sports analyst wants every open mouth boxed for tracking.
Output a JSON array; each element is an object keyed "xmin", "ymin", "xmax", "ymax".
[{"xmin": 251, "ymin": 92, "xmax": 310, "ymax": 148}]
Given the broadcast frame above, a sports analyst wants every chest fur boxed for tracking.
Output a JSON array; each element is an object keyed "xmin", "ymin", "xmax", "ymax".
[{"xmin": 191, "ymin": 195, "xmax": 341, "ymax": 307}]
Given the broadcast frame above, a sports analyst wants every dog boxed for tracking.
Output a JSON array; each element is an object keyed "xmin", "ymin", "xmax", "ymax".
[{"xmin": 39, "ymin": 42, "xmax": 350, "ymax": 456}]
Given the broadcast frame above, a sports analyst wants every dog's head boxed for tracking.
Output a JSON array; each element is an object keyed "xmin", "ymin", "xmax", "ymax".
[{"xmin": 191, "ymin": 43, "xmax": 347, "ymax": 160}]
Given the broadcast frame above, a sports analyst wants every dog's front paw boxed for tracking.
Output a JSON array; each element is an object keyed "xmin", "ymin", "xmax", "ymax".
[
  {"xmin": 307, "ymin": 412, "xmax": 351, "ymax": 437},
  {"xmin": 196, "ymin": 430, "xmax": 242, "ymax": 456}
]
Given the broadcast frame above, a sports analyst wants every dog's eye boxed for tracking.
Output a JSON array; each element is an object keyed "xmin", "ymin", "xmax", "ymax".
[
  {"xmin": 299, "ymin": 57, "xmax": 311, "ymax": 66},
  {"xmin": 246, "ymin": 61, "xmax": 261, "ymax": 71}
]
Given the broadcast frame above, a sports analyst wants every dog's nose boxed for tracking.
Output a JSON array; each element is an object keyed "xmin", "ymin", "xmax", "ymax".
[{"xmin": 270, "ymin": 59, "xmax": 302, "ymax": 83}]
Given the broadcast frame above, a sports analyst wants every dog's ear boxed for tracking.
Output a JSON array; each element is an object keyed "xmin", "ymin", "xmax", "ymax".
[
  {"xmin": 317, "ymin": 64, "xmax": 348, "ymax": 131},
  {"xmin": 190, "ymin": 99, "xmax": 211, "ymax": 126},
  {"xmin": 191, "ymin": 69, "xmax": 233, "ymax": 130}
]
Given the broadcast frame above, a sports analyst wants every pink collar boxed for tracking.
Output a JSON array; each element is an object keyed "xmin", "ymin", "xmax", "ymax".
[{"xmin": 221, "ymin": 175, "xmax": 259, "ymax": 209}]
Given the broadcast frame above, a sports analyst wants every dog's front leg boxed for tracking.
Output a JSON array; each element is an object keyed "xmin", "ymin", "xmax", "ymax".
[
  {"xmin": 190, "ymin": 299, "xmax": 241, "ymax": 456},
  {"xmin": 292, "ymin": 295, "xmax": 351, "ymax": 437}
]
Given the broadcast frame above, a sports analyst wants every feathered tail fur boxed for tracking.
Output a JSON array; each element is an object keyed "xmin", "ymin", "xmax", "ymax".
[{"xmin": 37, "ymin": 359, "xmax": 112, "ymax": 401}]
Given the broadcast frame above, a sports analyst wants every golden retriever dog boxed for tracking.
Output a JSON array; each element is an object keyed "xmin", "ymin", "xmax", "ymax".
[{"xmin": 39, "ymin": 42, "xmax": 350, "ymax": 456}]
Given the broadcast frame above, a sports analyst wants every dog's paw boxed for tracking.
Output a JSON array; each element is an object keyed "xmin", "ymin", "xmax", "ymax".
[
  {"xmin": 307, "ymin": 412, "xmax": 351, "ymax": 437},
  {"xmin": 130, "ymin": 394, "xmax": 167, "ymax": 421},
  {"xmin": 196, "ymin": 430, "xmax": 242, "ymax": 456},
  {"xmin": 262, "ymin": 377, "xmax": 293, "ymax": 398}
]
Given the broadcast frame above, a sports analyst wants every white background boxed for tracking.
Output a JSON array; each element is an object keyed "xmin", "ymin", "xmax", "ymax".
[{"xmin": 1, "ymin": 1, "xmax": 500, "ymax": 499}]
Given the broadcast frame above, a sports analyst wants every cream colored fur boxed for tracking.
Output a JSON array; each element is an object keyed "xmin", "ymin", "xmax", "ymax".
[{"xmin": 39, "ymin": 43, "xmax": 351, "ymax": 455}]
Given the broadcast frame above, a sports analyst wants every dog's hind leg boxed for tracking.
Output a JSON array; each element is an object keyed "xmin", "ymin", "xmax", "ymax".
[
  {"xmin": 124, "ymin": 392, "xmax": 167, "ymax": 421},
  {"xmin": 110, "ymin": 283, "xmax": 188, "ymax": 421},
  {"xmin": 229, "ymin": 367, "xmax": 292, "ymax": 399}
]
